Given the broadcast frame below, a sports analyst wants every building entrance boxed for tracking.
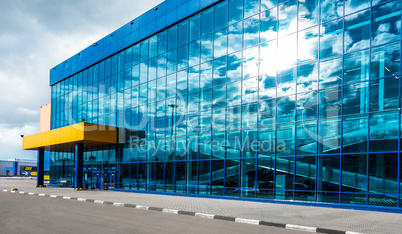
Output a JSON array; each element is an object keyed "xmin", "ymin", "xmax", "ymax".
[{"xmin": 92, "ymin": 171, "xmax": 115, "ymax": 190}]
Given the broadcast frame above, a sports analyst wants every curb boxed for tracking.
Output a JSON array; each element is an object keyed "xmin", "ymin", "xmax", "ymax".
[{"xmin": 1, "ymin": 189, "xmax": 364, "ymax": 234}]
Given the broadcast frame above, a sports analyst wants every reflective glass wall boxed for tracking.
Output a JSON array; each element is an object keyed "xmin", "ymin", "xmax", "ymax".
[{"xmin": 50, "ymin": 0, "xmax": 402, "ymax": 209}]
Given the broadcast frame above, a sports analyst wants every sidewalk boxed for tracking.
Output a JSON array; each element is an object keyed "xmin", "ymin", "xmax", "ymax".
[{"xmin": 1, "ymin": 179, "xmax": 401, "ymax": 234}]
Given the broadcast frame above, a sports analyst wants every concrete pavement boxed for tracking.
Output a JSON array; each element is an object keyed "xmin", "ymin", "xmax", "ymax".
[{"xmin": 1, "ymin": 179, "xmax": 401, "ymax": 234}]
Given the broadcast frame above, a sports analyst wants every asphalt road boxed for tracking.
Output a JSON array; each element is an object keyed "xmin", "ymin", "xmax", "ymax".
[{"xmin": 0, "ymin": 192, "xmax": 303, "ymax": 234}]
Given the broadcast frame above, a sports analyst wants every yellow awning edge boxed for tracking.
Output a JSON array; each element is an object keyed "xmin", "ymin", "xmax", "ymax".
[{"xmin": 22, "ymin": 122, "xmax": 117, "ymax": 150}]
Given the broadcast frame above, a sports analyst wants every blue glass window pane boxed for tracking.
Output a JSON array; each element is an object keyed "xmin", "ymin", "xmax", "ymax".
[
  {"xmin": 215, "ymin": 1, "xmax": 228, "ymax": 30},
  {"xmin": 243, "ymin": 14, "xmax": 260, "ymax": 48},
  {"xmin": 188, "ymin": 92, "xmax": 200, "ymax": 113},
  {"xmin": 278, "ymin": 33, "xmax": 297, "ymax": 70},
  {"xmin": 213, "ymin": 56, "xmax": 227, "ymax": 86},
  {"xmin": 228, "ymin": 0, "xmax": 243, "ymax": 24},
  {"xmin": 242, "ymin": 103, "xmax": 258, "ymax": 128},
  {"xmin": 214, "ymin": 28, "xmax": 228, "ymax": 59},
  {"xmin": 276, "ymin": 123, "xmax": 295, "ymax": 156},
  {"xmin": 124, "ymin": 48, "xmax": 132, "ymax": 70},
  {"xmin": 318, "ymin": 118, "xmax": 341, "ymax": 154},
  {"xmin": 319, "ymin": 57, "xmax": 342, "ymax": 89},
  {"xmin": 157, "ymin": 54, "xmax": 166, "ymax": 78},
  {"xmin": 298, "ymin": 0, "xmax": 319, "ymax": 30},
  {"xmin": 226, "ymin": 106, "xmax": 241, "ymax": 129},
  {"xmin": 370, "ymin": 42, "xmax": 401, "ymax": 79},
  {"xmin": 370, "ymin": 77, "xmax": 399, "ymax": 112},
  {"xmin": 344, "ymin": 50, "xmax": 369, "ymax": 84},
  {"xmin": 342, "ymin": 114, "xmax": 368, "ymax": 153},
  {"xmin": 344, "ymin": 0, "xmax": 370, "ymax": 15},
  {"xmin": 168, "ymin": 26, "xmax": 178, "ymax": 51},
  {"xmin": 341, "ymin": 154, "xmax": 367, "ymax": 192},
  {"xmin": 297, "ymin": 62, "xmax": 318, "ymax": 94},
  {"xmin": 227, "ymin": 52, "xmax": 242, "ymax": 83},
  {"xmin": 258, "ymin": 126, "xmax": 275, "ymax": 157},
  {"xmin": 242, "ymin": 129, "xmax": 257, "ymax": 158},
  {"xmin": 371, "ymin": 0, "xmax": 401, "ymax": 46},
  {"xmin": 200, "ymin": 111, "xmax": 212, "ymax": 133},
  {"xmin": 200, "ymin": 61, "xmax": 213, "ymax": 89},
  {"xmin": 105, "ymin": 58, "xmax": 111, "ymax": 77},
  {"xmin": 201, "ymin": 34, "xmax": 213, "ymax": 63},
  {"xmin": 167, "ymin": 49, "xmax": 177, "ymax": 75},
  {"xmin": 261, "ymin": 0, "xmax": 278, "ymax": 11},
  {"xmin": 244, "ymin": 0, "xmax": 260, "ymax": 18},
  {"xmin": 259, "ymin": 40, "xmax": 277, "ymax": 79},
  {"xmin": 228, "ymin": 21, "xmax": 243, "ymax": 54},
  {"xmin": 190, "ymin": 14, "xmax": 201, "ymax": 41},
  {"xmin": 242, "ymin": 77, "xmax": 258, "ymax": 103},
  {"xmin": 319, "ymin": 87, "xmax": 342, "ymax": 118},
  {"xmin": 227, "ymin": 130, "xmax": 241, "ymax": 158},
  {"xmin": 140, "ymin": 61, "xmax": 148, "ymax": 84},
  {"xmin": 296, "ymin": 121, "xmax": 317, "ymax": 155},
  {"xmin": 158, "ymin": 31, "xmax": 168, "ymax": 55},
  {"xmin": 111, "ymin": 55, "xmax": 118, "ymax": 75},
  {"xmin": 157, "ymin": 77, "xmax": 166, "ymax": 101},
  {"xmin": 259, "ymin": 98, "xmax": 276, "ymax": 126},
  {"xmin": 260, "ymin": 7, "xmax": 278, "ymax": 43},
  {"xmin": 149, "ymin": 35, "xmax": 158, "ymax": 59},
  {"xmin": 212, "ymin": 108, "xmax": 226, "ymax": 132},
  {"xmin": 177, "ymin": 44, "xmax": 189, "ymax": 71},
  {"xmin": 189, "ymin": 39, "xmax": 201, "ymax": 67},
  {"xmin": 278, "ymin": 0, "xmax": 297, "ymax": 36},
  {"xmin": 369, "ymin": 111, "xmax": 399, "ymax": 152},
  {"xmin": 277, "ymin": 95, "xmax": 296, "ymax": 123},
  {"xmin": 259, "ymin": 74, "xmax": 276, "ymax": 100},
  {"xmin": 227, "ymin": 80, "xmax": 242, "ymax": 106},
  {"xmin": 369, "ymin": 153, "xmax": 398, "ymax": 197},
  {"xmin": 298, "ymin": 27, "xmax": 319, "ymax": 65},
  {"xmin": 178, "ymin": 20, "xmax": 189, "ymax": 46},
  {"xmin": 149, "ymin": 57, "xmax": 157, "ymax": 81},
  {"xmin": 296, "ymin": 91, "xmax": 318, "ymax": 121},
  {"xmin": 212, "ymin": 85, "xmax": 226, "ymax": 109},
  {"xmin": 320, "ymin": 19, "xmax": 343, "ymax": 60},
  {"xmin": 343, "ymin": 82, "xmax": 369, "ymax": 115},
  {"xmin": 167, "ymin": 74, "xmax": 176, "ymax": 99},
  {"xmin": 140, "ymin": 40, "xmax": 149, "ymax": 62},
  {"xmin": 132, "ymin": 44, "xmax": 140, "ymax": 65},
  {"xmin": 188, "ymin": 65, "xmax": 200, "ymax": 93},
  {"xmin": 277, "ymin": 67, "xmax": 296, "ymax": 97},
  {"xmin": 243, "ymin": 46, "xmax": 259, "ymax": 79},
  {"xmin": 344, "ymin": 9, "xmax": 370, "ymax": 53},
  {"xmin": 131, "ymin": 64, "xmax": 140, "ymax": 87},
  {"xmin": 177, "ymin": 70, "xmax": 188, "ymax": 94},
  {"xmin": 202, "ymin": 8, "xmax": 214, "ymax": 37},
  {"xmin": 320, "ymin": 0, "xmax": 343, "ymax": 23}
]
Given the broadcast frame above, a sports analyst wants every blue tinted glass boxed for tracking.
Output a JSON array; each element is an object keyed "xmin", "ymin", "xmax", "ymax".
[
  {"xmin": 297, "ymin": 63, "xmax": 318, "ymax": 93},
  {"xmin": 369, "ymin": 153, "xmax": 398, "ymax": 199},
  {"xmin": 259, "ymin": 74, "xmax": 276, "ymax": 100},
  {"xmin": 214, "ymin": 28, "xmax": 228, "ymax": 59},
  {"xmin": 276, "ymin": 123, "xmax": 295, "ymax": 156},
  {"xmin": 261, "ymin": 0, "xmax": 278, "ymax": 11},
  {"xmin": 132, "ymin": 64, "xmax": 140, "ymax": 86},
  {"xmin": 369, "ymin": 77, "xmax": 400, "ymax": 112},
  {"xmin": 189, "ymin": 39, "xmax": 201, "ymax": 67},
  {"xmin": 296, "ymin": 121, "xmax": 317, "ymax": 155},
  {"xmin": 321, "ymin": 0, "xmax": 343, "ymax": 23},
  {"xmin": 149, "ymin": 57, "xmax": 157, "ymax": 81},
  {"xmin": 369, "ymin": 111, "xmax": 399, "ymax": 152},
  {"xmin": 178, "ymin": 20, "xmax": 189, "ymax": 46},
  {"xmin": 132, "ymin": 44, "xmax": 140, "ymax": 65},
  {"xmin": 341, "ymin": 154, "xmax": 367, "ymax": 192},
  {"xmin": 140, "ymin": 62, "xmax": 148, "ymax": 84},
  {"xmin": 228, "ymin": 21, "xmax": 243, "ymax": 54},
  {"xmin": 215, "ymin": 1, "xmax": 228, "ymax": 30},
  {"xmin": 319, "ymin": 57, "xmax": 342, "ymax": 89},
  {"xmin": 277, "ymin": 67, "xmax": 296, "ymax": 97},
  {"xmin": 157, "ymin": 54, "xmax": 167, "ymax": 78},
  {"xmin": 243, "ymin": 14, "xmax": 260, "ymax": 48},
  {"xmin": 201, "ymin": 34, "xmax": 213, "ymax": 63},
  {"xmin": 140, "ymin": 40, "xmax": 149, "ymax": 62},
  {"xmin": 213, "ymin": 56, "xmax": 227, "ymax": 86},
  {"xmin": 226, "ymin": 106, "xmax": 241, "ymax": 129},
  {"xmin": 227, "ymin": 80, "xmax": 242, "ymax": 106},
  {"xmin": 319, "ymin": 87, "xmax": 342, "ymax": 118},
  {"xmin": 242, "ymin": 103, "xmax": 258, "ymax": 128},
  {"xmin": 242, "ymin": 77, "xmax": 258, "ymax": 103},
  {"xmin": 318, "ymin": 118, "xmax": 341, "ymax": 154},
  {"xmin": 343, "ymin": 82, "xmax": 369, "ymax": 115},
  {"xmin": 228, "ymin": 0, "xmax": 243, "ymax": 24},
  {"xmin": 259, "ymin": 40, "xmax": 277, "ymax": 79},
  {"xmin": 168, "ymin": 26, "xmax": 178, "ymax": 51},
  {"xmin": 212, "ymin": 85, "xmax": 226, "ymax": 109},
  {"xmin": 344, "ymin": 9, "xmax": 370, "ymax": 53},
  {"xmin": 298, "ymin": 27, "xmax": 319, "ymax": 64},
  {"xmin": 260, "ymin": 7, "xmax": 278, "ymax": 43},
  {"xmin": 190, "ymin": 14, "xmax": 201, "ymax": 41},
  {"xmin": 277, "ymin": 95, "xmax": 296, "ymax": 123},
  {"xmin": 298, "ymin": 0, "xmax": 319, "ymax": 30},
  {"xmin": 244, "ymin": 0, "xmax": 260, "ymax": 18},
  {"xmin": 278, "ymin": 33, "xmax": 297, "ymax": 70},
  {"xmin": 258, "ymin": 126, "xmax": 275, "ymax": 157},
  {"xmin": 259, "ymin": 98, "xmax": 276, "ymax": 126},
  {"xmin": 149, "ymin": 36, "xmax": 158, "ymax": 59},
  {"xmin": 296, "ymin": 91, "xmax": 318, "ymax": 121},
  {"xmin": 200, "ymin": 61, "xmax": 213, "ymax": 89},
  {"xmin": 177, "ymin": 44, "xmax": 189, "ymax": 71},
  {"xmin": 370, "ymin": 42, "xmax": 401, "ymax": 79},
  {"xmin": 158, "ymin": 31, "xmax": 167, "ymax": 55},
  {"xmin": 320, "ymin": 19, "xmax": 343, "ymax": 59},
  {"xmin": 371, "ymin": 0, "xmax": 401, "ymax": 46},
  {"xmin": 344, "ymin": 0, "xmax": 370, "ymax": 15},
  {"xmin": 243, "ymin": 46, "xmax": 259, "ymax": 79},
  {"xmin": 344, "ymin": 50, "xmax": 369, "ymax": 84},
  {"xmin": 188, "ymin": 65, "xmax": 200, "ymax": 93},
  {"xmin": 177, "ymin": 70, "xmax": 188, "ymax": 94},
  {"xmin": 202, "ymin": 8, "xmax": 214, "ymax": 36},
  {"xmin": 279, "ymin": 0, "xmax": 297, "ymax": 36},
  {"xmin": 342, "ymin": 114, "xmax": 368, "ymax": 153},
  {"xmin": 167, "ymin": 49, "xmax": 177, "ymax": 75}
]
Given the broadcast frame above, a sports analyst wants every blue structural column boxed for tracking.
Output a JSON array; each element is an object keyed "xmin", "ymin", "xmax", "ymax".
[
  {"xmin": 13, "ymin": 161, "xmax": 18, "ymax": 176},
  {"xmin": 74, "ymin": 143, "xmax": 84, "ymax": 189},
  {"xmin": 37, "ymin": 149, "xmax": 44, "ymax": 186}
]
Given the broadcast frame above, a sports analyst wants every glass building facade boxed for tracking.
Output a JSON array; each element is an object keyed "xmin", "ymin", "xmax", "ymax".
[{"xmin": 48, "ymin": 0, "xmax": 402, "ymax": 210}]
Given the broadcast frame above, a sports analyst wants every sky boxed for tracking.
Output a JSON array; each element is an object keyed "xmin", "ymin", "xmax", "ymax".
[{"xmin": 0, "ymin": 0, "xmax": 163, "ymax": 161}]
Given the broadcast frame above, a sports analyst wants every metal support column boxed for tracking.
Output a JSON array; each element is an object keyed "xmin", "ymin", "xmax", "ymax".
[
  {"xmin": 74, "ymin": 143, "xmax": 84, "ymax": 189},
  {"xmin": 37, "ymin": 149, "xmax": 44, "ymax": 186}
]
